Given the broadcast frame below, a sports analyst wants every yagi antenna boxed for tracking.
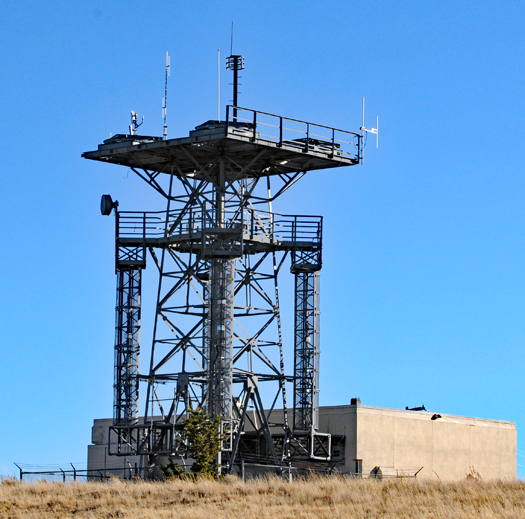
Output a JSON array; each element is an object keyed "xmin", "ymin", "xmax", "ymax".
[
  {"xmin": 129, "ymin": 111, "xmax": 144, "ymax": 136},
  {"xmin": 360, "ymin": 97, "xmax": 378, "ymax": 162},
  {"xmin": 162, "ymin": 51, "xmax": 171, "ymax": 140}
]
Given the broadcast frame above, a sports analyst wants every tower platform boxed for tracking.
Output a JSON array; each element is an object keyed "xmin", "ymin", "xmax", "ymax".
[{"xmin": 82, "ymin": 107, "xmax": 361, "ymax": 178}]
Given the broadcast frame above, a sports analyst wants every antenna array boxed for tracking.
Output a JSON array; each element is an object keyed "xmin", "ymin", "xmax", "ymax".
[
  {"xmin": 226, "ymin": 54, "xmax": 244, "ymax": 122},
  {"xmin": 129, "ymin": 111, "xmax": 144, "ymax": 136}
]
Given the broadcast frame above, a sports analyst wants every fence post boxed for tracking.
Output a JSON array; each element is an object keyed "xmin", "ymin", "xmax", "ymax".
[
  {"xmin": 71, "ymin": 463, "xmax": 77, "ymax": 481},
  {"xmin": 14, "ymin": 463, "xmax": 23, "ymax": 482},
  {"xmin": 241, "ymin": 459, "xmax": 245, "ymax": 482}
]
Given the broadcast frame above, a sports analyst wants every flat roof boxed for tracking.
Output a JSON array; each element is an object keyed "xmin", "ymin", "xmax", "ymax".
[{"xmin": 320, "ymin": 404, "xmax": 516, "ymax": 428}]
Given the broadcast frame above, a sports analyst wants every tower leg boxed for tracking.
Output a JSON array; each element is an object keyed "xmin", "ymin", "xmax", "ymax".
[
  {"xmin": 114, "ymin": 268, "xmax": 141, "ymax": 425},
  {"xmin": 293, "ymin": 270, "xmax": 320, "ymax": 432}
]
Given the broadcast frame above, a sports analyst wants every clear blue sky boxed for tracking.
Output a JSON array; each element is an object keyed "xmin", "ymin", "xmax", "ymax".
[{"xmin": 2, "ymin": 1, "xmax": 525, "ymax": 477}]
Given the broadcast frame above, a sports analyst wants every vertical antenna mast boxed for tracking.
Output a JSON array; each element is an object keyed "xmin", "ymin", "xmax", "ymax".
[
  {"xmin": 226, "ymin": 24, "xmax": 244, "ymax": 123},
  {"xmin": 162, "ymin": 51, "xmax": 170, "ymax": 140},
  {"xmin": 360, "ymin": 96, "xmax": 379, "ymax": 163},
  {"xmin": 218, "ymin": 49, "xmax": 221, "ymax": 121}
]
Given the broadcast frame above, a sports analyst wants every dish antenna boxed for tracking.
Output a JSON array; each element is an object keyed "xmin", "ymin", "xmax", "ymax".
[
  {"xmin": 129, "ymin": 111, "xmax": 144, "ymax": 136},
  {"xmin": 162, "ymin": 51, "xmax": 170, "ymax": 139},
  {"xmin": 360, "ymin": 97, "xmax": 378, "ymax": 163},
  {"xmin": 100, "ymin": 194, "xmax": 118, "ymax": 216}
]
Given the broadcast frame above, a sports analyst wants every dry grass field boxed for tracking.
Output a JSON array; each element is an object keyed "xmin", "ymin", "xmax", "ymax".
[{"xmin": 1, "ymin": 476, "xmax": 524, "ymax": 518}]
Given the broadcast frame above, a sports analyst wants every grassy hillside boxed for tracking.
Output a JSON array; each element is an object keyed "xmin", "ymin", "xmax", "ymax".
[{"xmin": 1, "ymin": 476, "xmax": 524, "ymax": 518}]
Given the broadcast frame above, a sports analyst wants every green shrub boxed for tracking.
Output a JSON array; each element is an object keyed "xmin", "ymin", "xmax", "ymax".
[{"xmin": 161, "ymin": 407, "xmax": 223, "ymax": 479}]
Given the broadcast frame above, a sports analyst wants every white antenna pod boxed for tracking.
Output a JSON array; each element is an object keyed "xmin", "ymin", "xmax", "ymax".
[
  {"xmin": 162, "ymin": 51, "xmax": 170, "ymax": 139},
  {"xmin": 129, "ymin": 111, "xmax": 144, "ymax": 135}
]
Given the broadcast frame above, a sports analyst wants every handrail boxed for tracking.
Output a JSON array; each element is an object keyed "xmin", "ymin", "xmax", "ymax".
[
  {"xmin": 116, "ymin": 208, "xmax": 322, "ymax": 247},
  {"xmin": 227, "ymin": 105, "xmax": 361, "ymax": 136},
  {"xmin": 225, "ymin": 105, "xmax": 361, "ymax": 162}
]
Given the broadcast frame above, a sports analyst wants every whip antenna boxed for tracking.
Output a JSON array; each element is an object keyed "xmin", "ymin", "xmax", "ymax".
[
  {"xmin": 218, "ymin": 49, "xmax": 221, "ymax": 121},
  {"xmin": 162, "ymin": 51, "xmax": 171, "ymax": 139}
]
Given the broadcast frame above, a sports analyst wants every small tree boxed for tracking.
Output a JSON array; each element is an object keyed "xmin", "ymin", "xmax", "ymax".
[
  {"xmin": 160, "ymin": 407, "xmax": 223, "ymax": 479},
  {"xmin": 160, "ymin": 459, "xmax": 187, "ymax": 480},
  {"xmin": 184, "ymin": 407, "xmax": 222, "ymax": 477}
]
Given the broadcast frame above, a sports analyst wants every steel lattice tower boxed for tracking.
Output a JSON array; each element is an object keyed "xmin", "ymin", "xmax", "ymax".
[{"xmin": 85, "ymin": 68, "xmax": 364, "ymax": 470}]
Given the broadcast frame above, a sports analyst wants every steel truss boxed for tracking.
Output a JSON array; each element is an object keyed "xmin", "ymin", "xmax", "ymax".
[
  {"xmin": 293, "ymin": 269, "xmax": 320, "ymax": 432},
  {"xmin": 84, "ymin": 107, "xmax": 362, "ymax": 470},
  {"xmin": 114, "ymin": 268, "xmax": 141, "ymax": 425},
  {"xmin": 138, "ymin": 166, "xmax": 299, "ymax": 467}
]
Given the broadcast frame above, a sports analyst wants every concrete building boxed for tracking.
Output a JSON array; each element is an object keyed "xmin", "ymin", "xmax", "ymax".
[
  {"xmin": 320, "ymin": 404, "xmax": 516, "ymax": 481},
  {"xmin": 88, "ymin": 404, "xmax": 516, "ymax": 481}
]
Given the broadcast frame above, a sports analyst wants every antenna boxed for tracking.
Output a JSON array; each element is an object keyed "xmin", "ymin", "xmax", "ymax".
[
  {"xmin": 162, "ymin": 51, "xmax": 170, "ymax": 140},
  {"xmin": 226, "ymin": 53, "xmax": 244, "ymax": 122},
  {"xmin": 129, "ymin": 111, "xmax": 144, "ymax": 136},
  {"xmin": 218, "ymin": 49, "xmax": 221, "ymax": 121},
  {"xmin": 226, "ymin": 22, "xmax": 245, "ymax": 123},
  {"xmin": 360, "ymin": 97, "xmax": 379, "ymax": 162}
]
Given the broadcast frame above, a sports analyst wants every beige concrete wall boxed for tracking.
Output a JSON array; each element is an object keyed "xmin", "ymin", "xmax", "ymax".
[
  {"xmin": 354, "ymin": 406, "xmax": 516, "ymax": 481},
  {"xmin": 318, "ymin": 405, "xmax": 357, "ymax": 467}
]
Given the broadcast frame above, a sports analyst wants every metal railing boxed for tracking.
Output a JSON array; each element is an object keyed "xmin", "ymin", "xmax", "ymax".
[
  {"xmin": 116, "ymin": 208, "xmax": 322, "ymax": 248},
  {"xmin": 225, "ymin": 105, "xmax": 361, "ymax": 163}
]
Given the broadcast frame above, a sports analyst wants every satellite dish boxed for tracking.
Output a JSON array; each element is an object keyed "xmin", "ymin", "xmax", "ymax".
[{"xmin": 100, "ymin": 194, "xmax": 116, "ymax": 216}]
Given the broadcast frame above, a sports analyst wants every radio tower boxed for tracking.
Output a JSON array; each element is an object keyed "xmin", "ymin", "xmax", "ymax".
[{"xmin": 83, "ymin": 53, "xmax": 368, "ymax": 473}]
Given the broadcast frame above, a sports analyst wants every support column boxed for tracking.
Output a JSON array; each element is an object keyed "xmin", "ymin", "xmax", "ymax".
[
  {"xmin": 207, "ymin": 258, "xmax": 235, "ymax": 449},
  {"xmin": 293, "ymin": 269, "xmax": 320, "ymax": 431},
  {"xmin": 114, "ymin": 268, "xmax": 141, "ymax": 425}
]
